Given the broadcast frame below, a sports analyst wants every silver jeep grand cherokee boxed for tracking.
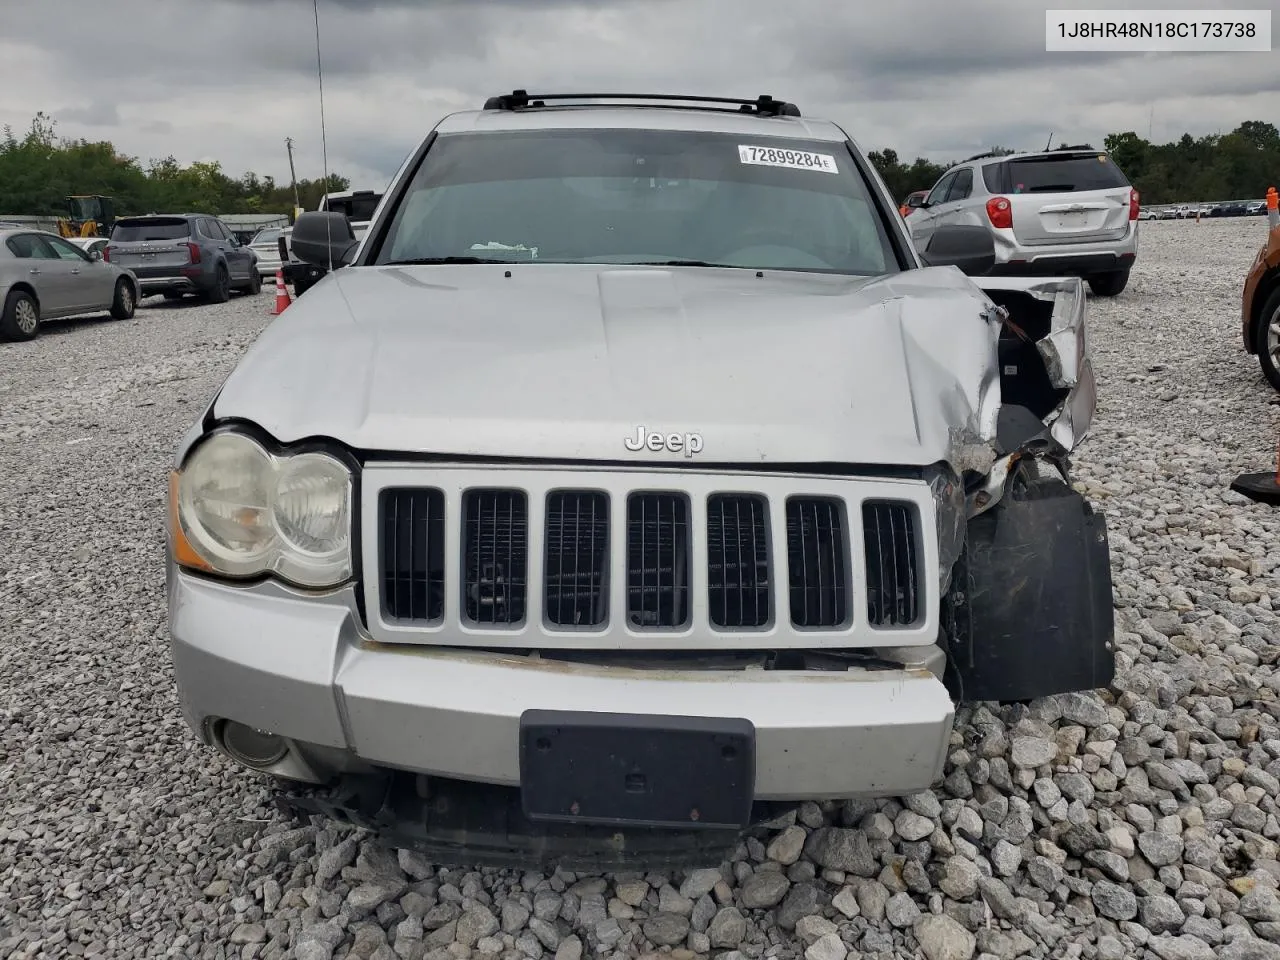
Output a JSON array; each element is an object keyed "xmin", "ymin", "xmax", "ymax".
[{"xmin": 166, "ymin": 91, "xmax": 1115, "ymax": 870}]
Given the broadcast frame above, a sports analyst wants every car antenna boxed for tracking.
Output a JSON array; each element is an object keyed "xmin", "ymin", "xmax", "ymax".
[
  {"xmin": 1044, "ymin": 130, "xmax": 1054, "ymax": 150},
  {"xmin": 312, "ymin": 0, "xmax": 334, "ymax": 274}
]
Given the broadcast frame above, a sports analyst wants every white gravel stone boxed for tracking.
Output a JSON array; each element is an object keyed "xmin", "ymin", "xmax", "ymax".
[{"xmin": 5, "ymin": 218, "xmax": 1280, "ymax": 960}]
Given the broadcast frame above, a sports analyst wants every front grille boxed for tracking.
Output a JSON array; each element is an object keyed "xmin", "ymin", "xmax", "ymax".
[
  {"xmin": 545, "ymin": 491, "xmax": 610, "ymax": 628},
  {"xmin": 786, "ymin": 497, "xmax": 849, "ymax": 628},
  {"xmin": 371, "ymin": 472, "xmax": 931, "ymax": 642},
  {"xmin": 462, "ymin": 490, "xmax": 528, "ymax": 625},
  {"xmin": 707, "ymin": 494, "xmax": 771, "ymax": 628},
  {"xmin": 863, "ymin": 500, "xmax": 920, "ymax": 626},
  {"xmin": 381, "ymin": 487, "xmax": 446, "ymax": 622},
  {"xmin": 626, "ymin": 493, "xmax": 690, "ymax": 628}
]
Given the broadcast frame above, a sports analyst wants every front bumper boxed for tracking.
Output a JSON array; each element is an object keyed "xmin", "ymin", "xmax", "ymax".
[{"xmin": 168, "ymin": 569, "xmax": 955, "ymax": 802}]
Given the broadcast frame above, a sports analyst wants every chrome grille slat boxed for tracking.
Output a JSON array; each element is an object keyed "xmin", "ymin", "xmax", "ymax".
[
  {"xmin": 380, "ymin": 487, "xmax": 446, "ymax": 622},
  {"xmin": 707, "ymin": 494, "xmax": 770, "ymax": 629},
  {"xmin": 462, "ymin": 489, "xmax": 528, "ymax": 626},
  {"xmin": 863, "ymin": 500, "xmax": 920, "ymax": 626},
  {"xmin": 367, "ymin": 467, "xmax": 935, "ymax": 649},
  {"xmin": 545, "ymin": 491, "xmax": 609, "ymax": 627},
  {"xmin": 786, "ymin": 497, "xmax": 849, "ymax": 628},
  {"xmin": 626, "ymin": 493, "xmax": 690, "ymax": 629}
]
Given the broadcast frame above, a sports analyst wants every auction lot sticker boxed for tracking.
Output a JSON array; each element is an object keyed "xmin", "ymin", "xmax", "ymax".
[{"xmin": 738, "ymin": 145, "xmax": 838, "ymax": 174}]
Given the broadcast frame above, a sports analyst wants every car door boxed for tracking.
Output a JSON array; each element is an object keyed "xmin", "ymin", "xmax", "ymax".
[
  {"xmin": 214, "ymin": 219, "xmax": 251, "ymax": 281},
  {"xmin": 5, "ymin": 233, "xmax": 79, "ymax": 316},
  {"xmin": 45, "ymin": 234, "xmax": 115, "ymax": 311},
  {"xmin": 909, "ymin": 171, "xmax": 956, "ymax": 248},
  {"xmin": 931, "ymin": 167, "xmax": 974, "ymax": 230}
]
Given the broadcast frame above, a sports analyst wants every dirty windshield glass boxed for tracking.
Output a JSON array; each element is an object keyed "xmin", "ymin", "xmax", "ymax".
[{"xmin": 372, "ymin": 129, "xmax": 899, "ymax": 275}]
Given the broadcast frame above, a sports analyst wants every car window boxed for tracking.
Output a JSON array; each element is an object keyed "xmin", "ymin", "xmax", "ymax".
[
  {"xmin": 946, "ymin": 168, "xmax": 973, "ymax": 203},
  {"xmin": 998, "ymin": 153, "xmax": 1130, "ymax": 194},
  {"xmin": 6, "ymin": 234, "xmax": 62, "ymax": 259},
  {"xmin": 371, "ymin": 129, "xmax": 900, "ymax": 276},
  {"xmin": 252, "ymin": 229, "xmax": 283, "ymax": 245},
  {"xmin": 46, "ymin": 236, "xmax": 90, "ymax": 262},
  {"xmin": 981, "ymin": 162, "xmax": 1002, "ymax": 194},
  {"xmin": 925, "ymin": 173, "xmax": 955, "ymax": 207},
  {"xmin": 111, "ymin": 218, "xmax": 192, "ymax": 242}
]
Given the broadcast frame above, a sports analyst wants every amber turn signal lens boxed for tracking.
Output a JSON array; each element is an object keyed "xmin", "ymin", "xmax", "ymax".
[{"xmin": 169, "ymin": 470, "xmax": 213, "ymax": 572}]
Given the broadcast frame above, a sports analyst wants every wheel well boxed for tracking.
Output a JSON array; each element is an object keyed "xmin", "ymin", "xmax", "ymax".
[
  {"xmin": 6, "ymin": 282, "xmax": 39, "ymax": 306},
  {"xmin": 1250, "ymin": 268, "xmax": 1280, "ymax": 355}
]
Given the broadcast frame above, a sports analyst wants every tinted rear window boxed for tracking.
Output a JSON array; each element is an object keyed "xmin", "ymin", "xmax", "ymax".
[
  {"xmin": 111, "ymin": 218, "xmax": 191, "ymax": 241},
  {"xmin": 997, "ymin": 154, "xmax": 1129, "ymax": 193},
  {"xmin": 252, "ymin": 228, "xmax": 283, "ymax": 244}
]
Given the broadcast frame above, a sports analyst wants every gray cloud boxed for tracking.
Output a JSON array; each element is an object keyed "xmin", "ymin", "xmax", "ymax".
[{"xmin": 0, "ymin": 0, "xmax": 1275, "ymax": 188}]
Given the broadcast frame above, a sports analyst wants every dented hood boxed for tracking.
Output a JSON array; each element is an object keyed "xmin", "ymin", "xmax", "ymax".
[{"xmin": 211, "ymin": 263, "xmax": 1010, "ymax": 471}]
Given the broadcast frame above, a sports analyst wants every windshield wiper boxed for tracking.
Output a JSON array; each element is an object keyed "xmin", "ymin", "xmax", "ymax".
[{"xmin": 383, "ymin": 256, "xmax": 521, "ymax": 265}]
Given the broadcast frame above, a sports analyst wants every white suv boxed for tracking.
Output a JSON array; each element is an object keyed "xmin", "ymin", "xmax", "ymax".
[{"xmin": 905, "ymin": 146, "xmax": 1139, "ymax": 296}]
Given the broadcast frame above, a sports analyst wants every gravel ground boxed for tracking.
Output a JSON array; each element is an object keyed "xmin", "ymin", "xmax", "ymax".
[{"xmin": 3, "ymin": 217, "xmax": 1280, "ymax": 960}]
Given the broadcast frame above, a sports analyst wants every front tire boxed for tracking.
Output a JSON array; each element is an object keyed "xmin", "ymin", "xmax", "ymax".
[
  {"xmin": 110, "ymin": 279, "xmax": 136, "ymax": 320},
  {"xmin": 1087, "ymin": 268, "xmax": 1130, "ymax": 297},
  {"xmin": 207, "ymin": 265, "xmax": 231, "ymax": 304},
  {"xmin": 1253, "ymin": 287, "xmax": 1280, "ymax": 393},
  {"xmin": 1, "ymin": 289, "xmax": 40, "ymax": 341}
]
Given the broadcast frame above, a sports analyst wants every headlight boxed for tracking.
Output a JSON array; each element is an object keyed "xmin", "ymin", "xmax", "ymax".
[{"xmin": 171, "ymin": 431, "xmax": 353, "ymax": 588}]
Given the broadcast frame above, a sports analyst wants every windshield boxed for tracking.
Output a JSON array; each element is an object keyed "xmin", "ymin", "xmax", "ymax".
[
  {"xmin": 251, "ymin": 228, "xmax": 283, "ymax": 245},
  {"xmin": 111, "ymin": 217, "xmax": 190, "ymax": 242},
  {"xmin": 370, "ymin": 129, "xmax": 899, "ymax": 276}
]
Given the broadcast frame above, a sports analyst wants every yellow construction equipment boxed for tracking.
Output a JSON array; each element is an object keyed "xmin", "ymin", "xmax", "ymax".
[{"xmin": 56, "ymin": 195, "xmax": 116, "ymax": 238}]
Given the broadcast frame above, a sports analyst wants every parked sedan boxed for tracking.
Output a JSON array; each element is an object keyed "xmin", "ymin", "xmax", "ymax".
[
  {"xmin": 248, "ymin": 226, "xmax": 295, "ymax": 278},
  {"xmin": 1, "ymin": 227, "xmax": 139, "ymax": 342},
  {"xmin": 70, "ymin": 237, "xmax": 110, "ymax": 258}
]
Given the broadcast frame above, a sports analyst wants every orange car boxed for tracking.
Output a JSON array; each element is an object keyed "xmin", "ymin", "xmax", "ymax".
[{"xmin": 1243, "ymin": 218, "xmax": 1280, "ymax": 390}]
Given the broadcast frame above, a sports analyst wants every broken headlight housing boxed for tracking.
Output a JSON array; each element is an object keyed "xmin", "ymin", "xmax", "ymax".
[
  {"xmin": 925, "ymin": 464, "xmax": 967, "ymax": 591},
  {"xmin": 170, "ymin": 430, "xmax": 353, "ymax": 588}
]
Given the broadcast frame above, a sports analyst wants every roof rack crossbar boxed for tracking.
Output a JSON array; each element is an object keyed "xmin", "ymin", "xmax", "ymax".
[
  {"xmin": 482, "ymin": 90, "xmax": 801, "ymax": 117},
  {"xmin": 962, "ymin": 151, "xmax": 1004, "ymax": 163}
]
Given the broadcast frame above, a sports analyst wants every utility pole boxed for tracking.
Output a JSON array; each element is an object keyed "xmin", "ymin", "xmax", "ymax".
[{"xmin": 285, "ymin": 137, "xmax": 301, "ymax": 220}]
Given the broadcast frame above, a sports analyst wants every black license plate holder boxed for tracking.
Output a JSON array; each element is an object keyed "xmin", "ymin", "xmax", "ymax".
[{"xmin": 519, "ymin": 710, "xmax": 755, "ymax": 830}]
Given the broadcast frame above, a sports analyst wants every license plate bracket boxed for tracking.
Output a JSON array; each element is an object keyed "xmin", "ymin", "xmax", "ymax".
[{"xmin": 519, "ymin": 710, "xmax": 755, "ymax": 830}]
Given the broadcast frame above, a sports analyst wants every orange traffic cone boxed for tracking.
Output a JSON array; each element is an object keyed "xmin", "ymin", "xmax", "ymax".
[
  {"xmin": 1267, "ymin": 186, "xmax": 1278, "ymax": 230},
  {"xmin": 270, "ymin": 269, "xmax": 292, "ymax": 316}
]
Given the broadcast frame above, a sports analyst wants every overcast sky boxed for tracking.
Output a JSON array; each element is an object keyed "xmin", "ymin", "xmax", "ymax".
[{"xmin": 0, "ymin": 0, "xmax": 1276, "ymax": 191}]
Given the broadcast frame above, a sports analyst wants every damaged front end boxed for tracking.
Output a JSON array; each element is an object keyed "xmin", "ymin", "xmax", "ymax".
[{"xmin": 940, "ymin": 276, "xmax": 1116, "ymax": 704}]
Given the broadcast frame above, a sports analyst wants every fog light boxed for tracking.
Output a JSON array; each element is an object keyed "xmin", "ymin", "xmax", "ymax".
[{"xmin": 221, "ymin": 721, "xmax": 288, "ymax": 767}]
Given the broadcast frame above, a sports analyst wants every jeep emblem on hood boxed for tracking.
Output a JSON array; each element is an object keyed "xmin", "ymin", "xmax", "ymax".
[{"xmin": 625, "ymin": 426, "xmax": 704, "ymax": 457}]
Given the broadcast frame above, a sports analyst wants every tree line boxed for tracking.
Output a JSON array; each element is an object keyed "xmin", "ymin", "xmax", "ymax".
[
  {"xmin": 0, "ymin": 113, "xmax": 349, "ymax": 219},
  {"xmin": 869, "ymin": 120, "xmax": 1279, "ymax": 205},
  {"xmin": 2, "ymin": 112, "xmax": 1277, "ymax": 217}
]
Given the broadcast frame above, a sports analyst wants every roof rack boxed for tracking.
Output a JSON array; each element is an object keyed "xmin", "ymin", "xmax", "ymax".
[
  {"xmin": 1054, "ymin": 143, "xmax": 1097, "ymax": 151},
  {"xmin": 481, "ymin": 90, "xmax": 802, "ymax": 117}
]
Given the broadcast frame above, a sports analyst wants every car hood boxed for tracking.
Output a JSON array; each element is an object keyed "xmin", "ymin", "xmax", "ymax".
[{"xmin": 210, "ymin": 263, "xmax": 1005, "ymax": 471}]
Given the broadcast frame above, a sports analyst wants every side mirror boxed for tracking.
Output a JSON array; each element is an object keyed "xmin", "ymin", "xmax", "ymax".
[
  {"xmin": 90, "ymin": 250, "xmax": 103, "ymax": 262},
  {"xmin": 906, "ymin": 194, "xmax": 927, "ymax": 209},
  {"xmin": 918, "ymin": 224, "xmax": 995, "ymax": 277},
  {"xmin": 291, "ymin": 211, "xmax": 358, "ymax": 270}
]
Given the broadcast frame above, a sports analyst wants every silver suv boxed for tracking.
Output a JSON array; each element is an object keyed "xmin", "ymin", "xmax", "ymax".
[
  {"xmin": 166, "ymin": 91, "xmax": 1116, "ymax": 870},
  {"xmin": 905, "ymin": 146, "xmax": 1139, "ymax": 296}
]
